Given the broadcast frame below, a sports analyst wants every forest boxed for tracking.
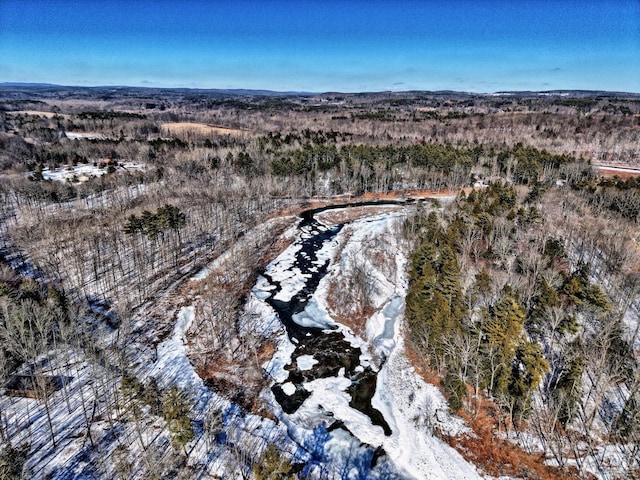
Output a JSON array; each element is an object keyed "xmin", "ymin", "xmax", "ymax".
[{"xmin": 0, "ymin": 85, "xmax": 639, "ymax": 479}]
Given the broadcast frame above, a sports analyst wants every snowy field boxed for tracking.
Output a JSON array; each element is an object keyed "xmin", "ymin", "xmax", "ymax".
[
  {"xmin": 64, "ymin": 132, "xmax": 108, "ymax": 140},
  {"xmin": 40, "ymin": 162, "xmax": 144, "ymax": 182}
]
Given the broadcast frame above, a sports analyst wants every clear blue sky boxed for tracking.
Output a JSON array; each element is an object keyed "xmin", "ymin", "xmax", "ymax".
[{"xmin": 1, "ymin": 0, "xmax": 638, "ymax": 93}]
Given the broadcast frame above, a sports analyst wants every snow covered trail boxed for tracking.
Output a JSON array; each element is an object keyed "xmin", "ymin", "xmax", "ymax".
[{"xmin": 255, "ymin": 205, "xmax": 482, "ymax": 479}]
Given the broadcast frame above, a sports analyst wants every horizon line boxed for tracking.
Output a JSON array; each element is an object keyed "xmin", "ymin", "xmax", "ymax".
[{"xmin": 2, "ymin": 82, "xmax": 640, "ymax": 97}]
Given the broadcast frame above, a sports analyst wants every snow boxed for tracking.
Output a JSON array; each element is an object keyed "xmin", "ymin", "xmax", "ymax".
[
  {"xmin": 297, "ymin": 355, "xmax": 318, "ymax": 370},
  {"xmin": 594, "ymin": 165, "xmax": 640, "ymax": 174},
  {"xmin": 266, "ymin": 245, "xmax": 306, "ymax": 302},
  {"xmin": 622, "ymin": 301, "xmax": 640, "ymax": 350},
  {"xmin": 190, "ymin": 217, "xmax": 298, "ymax": 282},
  {"xmin": 281, "ymin": 382, "xmax": 297, "ymax": 396},
  {"xmin": 372, "ymin": 343, "xmax": 475, "ymax": 479},
  {"xmin": 259, "ymin": 219, "xmax": 342, "ymax": 304},
  {"xmin": 39, "ymin": 162, "xmax": 144, "ymax": 182},
  {"xmin": 368, "ymin": 294, "xmax": 402, "ymax": 358},
  {"xmin": 152, "ymin": 306, "xmax": 204, "ymax": 391},
  {"xmin": 291, "ymin": 297, "xmax": 336, "ymax": 329},
  {"xmin": 252, "ymin": 275, "xmax": 276, "ymax": 299},
  {"xmin": 0, "ymin": 203, "xmax": 485, "ymax": 479},
  {"xmin": 241, "ymin": 291, "xmax": 282, "ymax": 336},
  {"xmin": 264, "ymin": 335, "xmax": 297, "ymax": 383},
  {"xmin": 294, "ymin": 373, "xmax": 386, "ymax": 441},
  {"xmin": 64, "ymin": 132, "xmax": 107, "ymax": 140}
]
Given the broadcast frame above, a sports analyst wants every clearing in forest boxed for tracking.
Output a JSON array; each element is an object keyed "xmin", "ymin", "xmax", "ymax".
[{"xmin": 161, "ymin": 122, "xmax": 246, "ymax": 136}]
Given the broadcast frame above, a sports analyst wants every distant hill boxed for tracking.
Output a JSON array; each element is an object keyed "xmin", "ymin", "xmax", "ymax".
[
  {"xmin": 0, "ymin": 82, "xmax": 312, "ymax": 97},
  {"xmin": 1, "ymin": 82, "xmax": 638, "ymax": 99},
  {"xmin": 0, "ymin": 82, "xmax": 61, "ymax": 88}
]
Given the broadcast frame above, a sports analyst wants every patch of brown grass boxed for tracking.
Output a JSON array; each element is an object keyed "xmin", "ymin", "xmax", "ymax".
[
  {"xmin": 325, "ymin": 286, "xmax": 373, "ymax": 337},
  {"xmin": 446, "ymin": 403, "xmax": 586, "ymax": 480},
  {"xmin": 595, "ymin": 167, "xmax": 640, "ymax": 179},
  {"xmin": 195, "ymin": 337, "xmax": 277, "ymax": 421},
  {"xmin": 323, "ymin": 232, "xmax": 377, "ymax": 339},
  {"xmin": 404, "ymin": 344, "xmax": 442, "ymax": 385},
  {"xmin": 161, "ymin": 122, "xmax": 246, "ymax": 136}
]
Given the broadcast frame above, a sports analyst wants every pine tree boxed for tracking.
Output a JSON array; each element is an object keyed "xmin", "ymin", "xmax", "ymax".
[
  {"xmin": 615, "ymin": 393, "xmax": 640, "ymax": 441},
  {"xmin": 437, "ymin": 245, "xmax": 463, "ymax": 306},
  {"xmin": 471, "ymin": 268, "xmax": 493, "ymax": 311},
  {"xmin": 143, "ymin": 377, "xmax": 162, "ymax": 415},
  {"xmin": 483, "ymin": 295, "xmax": 526, "ymax": 396},
  {"xmin": 0, "ymin": 443, "xmax": 29, "ymax": 480},
  {"xmin": 162, "ymin": 386, "xmax": 194, "ymax": 452},
  {"xmin": 123, "ymin": 214, "xmax": 144, "ymax": 235},
  {"xmin": 485, "ymin": 296, "xmax": 525, "ymax": 359},
  {"xmin": 121, "ymin": 374, "xmax": 144, "ymax": 416},
  {"xmin": 551, "ymin": 354, "xmax": 584, "ymax": 425},
  {"xmin": 509, "ymin": 340, "xmax": 548, "ymax": 418},
  {"xmin": 527, "ymin": 278, "xmax": 560, "ymax": 334},
  {"xmin": 252, "ymin": 444, "xmax": 295, "ymax": 480}
]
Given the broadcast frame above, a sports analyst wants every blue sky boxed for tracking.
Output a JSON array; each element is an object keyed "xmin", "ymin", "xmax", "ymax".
[{"xmin": 1, "ymin": 0, "xmax": 638, "ymax": 93}]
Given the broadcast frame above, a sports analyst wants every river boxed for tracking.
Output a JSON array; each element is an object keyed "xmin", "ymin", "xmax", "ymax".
[{"xmin": 253, "ymin": 202, "xmax": 481, "ymax": 479}]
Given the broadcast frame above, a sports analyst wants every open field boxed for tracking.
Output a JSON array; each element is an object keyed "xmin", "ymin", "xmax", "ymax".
[
  {"xmin": 161, "ymin": 122, "xmax": 246, "ymax": 136},
  {"xmin": 594, "ymin": 165, "xmax": 640, "ymax": 179}
]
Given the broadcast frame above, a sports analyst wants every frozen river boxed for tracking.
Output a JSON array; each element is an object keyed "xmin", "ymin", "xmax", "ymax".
[{"xmin": 254, "ymin": 203, "xmax": 481, "ymax": 479}]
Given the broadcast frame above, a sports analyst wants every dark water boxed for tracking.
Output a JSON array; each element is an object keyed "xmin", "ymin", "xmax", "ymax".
[{"xmin": 262, "ymin": 205, "xmax": 392, "ymax": 435}]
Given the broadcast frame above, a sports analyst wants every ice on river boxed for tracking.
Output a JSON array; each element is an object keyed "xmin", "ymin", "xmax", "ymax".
[
  {"xmin": 265, "ymin": 334, "xmax": 297, "ymax": 383},
  {"xmin": 261, "ymin": 220, "xmax": 341, "ymax": 304},
  {"xmin": 281, "ymin": 382, "xmax": 297, "ymax": 396},
  {"xmin": 292, "ymin": 297, "xmax": 335, "ymax": 329},
  {"xmin": 297, "ymin": 354, "xmax": 318, "ymax": 370},
  {"xmin": 293, "ymin": 373, "xmax": 387, "ymax": 443}
]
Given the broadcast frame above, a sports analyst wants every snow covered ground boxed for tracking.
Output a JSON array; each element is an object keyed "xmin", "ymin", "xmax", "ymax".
[
  {"xmin": 40, "ymin": 162, "xmax": 144, "ymax": 182},
  {"xmin": 64, "ymin": 132, "xmax": 108, "ymax": 140}
]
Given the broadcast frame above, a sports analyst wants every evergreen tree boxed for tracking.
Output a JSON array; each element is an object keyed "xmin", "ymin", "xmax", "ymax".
[
  {"xmin": 615, "ymin": 393, "xmax": 640, "ymax": 441},
  {"xmin": 551, "ymin": 354, "xmax": 584, "ymax": 425},
  {"xmin": 162, "ymin": 386, "xmax": 194, "ymax": 452},
  {"xmin": 0, "ymin": 443, "xmax": 29, "ymax": 480},
  {"xmin": 123, "ymin": 205, "xmax": 186, "ymax": 241},
  {"xmin": 123, "ymin": 214, "xmax": 144, "ymax": 235},
  {"xmin": 509, "ymin": 340, "xmax": 548, "ymax": 418},
  {"xmin": 472, "ymin": 268, "xmax": 492, "ymax": 305},
  {"xmin": 442, "ymin": 372, "xmax": 466, "ymax": 411},
  {"xmin": 143, "ymin": 377, "xmax": 162, "ymax": 416},
  {"xmin": 483, "ymin": 295, "xmax": 526, "ymax": 396},
  {"xmin": 527, "ymin": 278, "xmax": 560, "ymax": 334},
  {"xmin": 437, "ymin": 245, "xmax": 463, "ymax": 306},
  {"xmin": 121, "ymin": 374, "xmax": 144, "ymax": 416},
  {"xmin": 253, "ymin": 444, "xmax": 295, "ymax": 480}
]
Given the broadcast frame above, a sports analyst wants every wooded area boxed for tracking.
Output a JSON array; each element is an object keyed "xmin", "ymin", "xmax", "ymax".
[{"xmin": 0, "ymin": 86, "xmax": 639, "ymax": 479}]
